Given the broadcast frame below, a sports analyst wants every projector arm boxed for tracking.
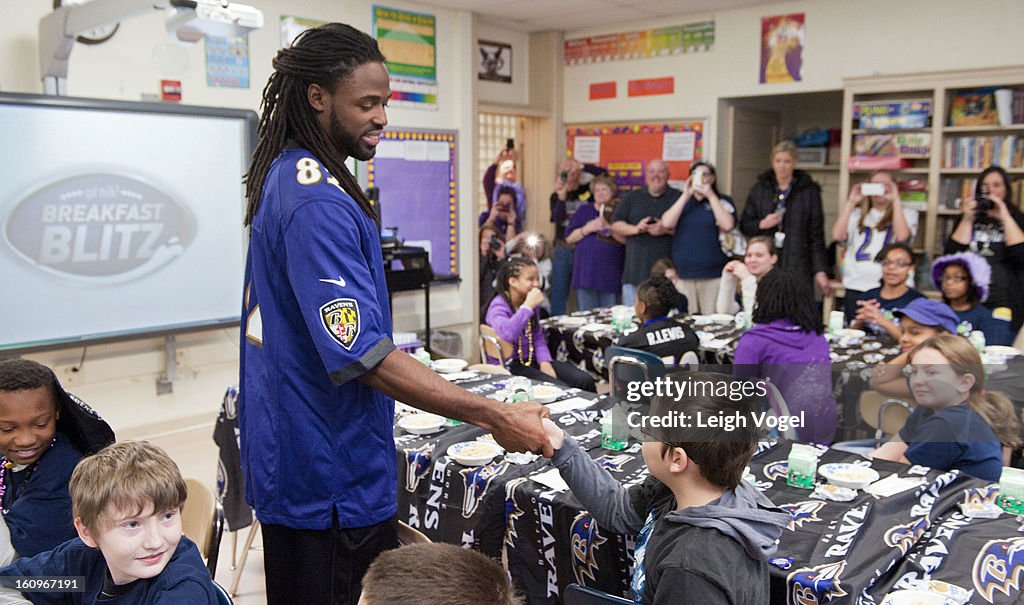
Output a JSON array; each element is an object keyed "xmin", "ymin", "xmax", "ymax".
[{"xmin": 40, "ymin": 0, "xmax": 263, "ymax": 95}]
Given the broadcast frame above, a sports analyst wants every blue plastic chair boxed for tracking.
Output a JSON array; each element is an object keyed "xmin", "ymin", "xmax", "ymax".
[
  {"xmin": 564, "ymin": 583, "xmax": 632, "ymax": 605},
  {"xmin": 605, "ymin": 345, "xmax": 667, "ymax": 400},
  {"xmin": 213, "ymin": 581, "xmax": 234, "ymax": 604}
]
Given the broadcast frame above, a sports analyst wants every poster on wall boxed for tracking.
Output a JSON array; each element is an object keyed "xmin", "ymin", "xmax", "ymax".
[
  {"xmin": 564, "ymin": 20, "xmax": 714, "ymax": 65},
  {"xmin": 566, "ymin": 122, "xmax": 704, "ymax": 196},
  {"xmin": 367, "ymin": 130, "xmax": 457, "ymax": 277},
  {"xmin": 759, "ymin": 13, "xmax": 804, "ymax": 84},
  {"xmin": 280, "ymin": 15, "xmax": 326, "ymax": 49},
  {"xmin": 374, "ymin": 6, "xmax": 439, "ymax": 110},
  {"xmin": 477, "ymin": 40, "xmax": 512, "ymax": 83},
  {"xmin": 205, "ymin": 35, "xmax": 249, "ymax": 88}
]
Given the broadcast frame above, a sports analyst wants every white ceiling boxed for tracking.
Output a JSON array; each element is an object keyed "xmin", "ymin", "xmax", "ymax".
[{"xmin": 416, "ymin": 0, "xmax": 779, "ymax": 32}]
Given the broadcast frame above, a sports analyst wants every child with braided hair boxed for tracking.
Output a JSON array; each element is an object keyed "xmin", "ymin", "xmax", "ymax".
[
  {"xmin": 616, "ymin": 275, "xmax": 700, "ymax": 366},
  {"xmin": 484, "ymin": 258, "xmax": 595, "ymax": 391}
]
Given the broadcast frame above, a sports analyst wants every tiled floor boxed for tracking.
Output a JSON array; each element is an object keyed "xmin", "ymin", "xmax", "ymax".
[{"xmin": 147, "ymin": 426, "xmax": 267, "ymax": 604}]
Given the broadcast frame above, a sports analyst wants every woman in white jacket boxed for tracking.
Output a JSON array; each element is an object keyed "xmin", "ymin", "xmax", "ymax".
[{"xmin": 716, "ymin": 236, "xmax": 778, "ymax": 321}]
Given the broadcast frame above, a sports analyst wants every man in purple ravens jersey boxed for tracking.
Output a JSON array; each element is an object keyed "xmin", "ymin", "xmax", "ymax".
[{"xmin": 240, "ymin": 23, "xmax": 551, "ymax": 605}]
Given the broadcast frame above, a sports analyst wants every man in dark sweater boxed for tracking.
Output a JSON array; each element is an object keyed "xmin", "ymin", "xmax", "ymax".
[{"xmin": 542, "ymin": 372, "xmax": 789, "ymax": 604}]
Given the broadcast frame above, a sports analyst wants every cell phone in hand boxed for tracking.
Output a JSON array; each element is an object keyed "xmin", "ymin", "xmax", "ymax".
[
  {"xmin": 506, "ymin": 138, "xmax": 515, "ymax": 151},
  {"xmin": 861, "ymin": 182, "xmax": 886, "ymax": 196},
  {"xmin": 559, "ymin": 171, "xmax": 568, "ymax": 184},
  {"xmin": 646, "ymin": 216, "xmax": 658, "ymax": 224}
]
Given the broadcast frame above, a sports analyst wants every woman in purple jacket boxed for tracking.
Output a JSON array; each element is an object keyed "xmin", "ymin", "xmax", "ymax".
[
  {"xmin": 485, "ymin": 258, "xmax": 596, "ymax": 391},
  {"xmin": 733, "ymin": 270, "xmax": 837, "ymax": 443}
]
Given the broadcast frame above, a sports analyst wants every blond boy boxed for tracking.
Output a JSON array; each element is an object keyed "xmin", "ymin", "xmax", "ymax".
[{"xmin": 0, "ymin": 441, "xmax": 216, "ymax": 604}]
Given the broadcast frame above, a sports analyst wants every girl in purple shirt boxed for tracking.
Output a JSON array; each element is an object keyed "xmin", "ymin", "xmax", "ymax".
[{"xmin": 485, "ymin": 258, "xmax": 596, "ymax": 391}]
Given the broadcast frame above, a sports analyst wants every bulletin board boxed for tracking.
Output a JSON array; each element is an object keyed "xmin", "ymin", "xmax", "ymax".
[
  {"xmin": 566, "ymin": 121, "xmax": 704, "ymax": 195},
  {"xmin": 367, "ymin": 129, "xmax": 457, "ymax": 277}
]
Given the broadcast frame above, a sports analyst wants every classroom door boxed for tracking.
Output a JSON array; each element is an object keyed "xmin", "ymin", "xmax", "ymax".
[{"xmin": 724, "ymin": 106, "xmax": 780, "ymax": 211}]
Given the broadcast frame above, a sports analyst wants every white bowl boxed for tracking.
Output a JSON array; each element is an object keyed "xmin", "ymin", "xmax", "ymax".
[
  {"xmin": 709, "ymin": 313, "xmax": 736, "ymax": 325},
  {"xmin": 432, "ymin": 358, "xmax": 469, "ymax": 373},
  {"xmin": 559, "ymin": 316, "xmax": 588, "ymax": 327},
  {"xmin": 880, "ymin": 590, "xmax": 958, "ymax": 605},
  {"xmin": 819, "ymin": 463, "xmax": 880, "ymax": 490},
  {"xmin": 834, "ymin": 328, "xmax": 866, "ymax": 342},
  {"xmin": 908, "ymin": 581, "xmax": 971, "ymax": 605},
  {"xmin": 985, "ymin": 345, "xmax": 1021, "ymax": 364},
  {"xmin": 397, "ymin": 413, "xmax": 445, "ymax": 435},
  {"xmin": 447, "ymin": 441, "xmax": 502, "ymax": 466},
  {"xmin": 532, "ymin": 385, "xmax": 564, "ymax": 404}
]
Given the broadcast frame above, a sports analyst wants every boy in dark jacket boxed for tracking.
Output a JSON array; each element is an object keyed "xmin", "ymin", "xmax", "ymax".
[
  {"xmin": 542, "ymin": 372, "xmax": 789, "ymax": 604},
  {"xmin": 0, "ymin": 441, "xmax": 217, "ymax": 604}
]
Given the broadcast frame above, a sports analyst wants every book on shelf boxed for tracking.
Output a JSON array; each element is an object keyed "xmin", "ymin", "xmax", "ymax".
[
  {"xmin": 949, "ymin": 88, "xmax": 999, "ymax": 126},
  {"xmin": 939, "ymin": 176, "xmax": 1024, "ymax": 210},
  {"xmin": 1014, "ymin": 90, "xmax": 1024, "ymax": 124},
  {"xmin": 943, "ymin": 135, "xmax": 1024, "ymax": 169},
  {"xmin": 847, "ymin": 156, "xmax": 909, "ymax": 170},
  {"xmin": 854, "ymin": 99, "xmax": 932, "ymax": 130},
  {"xmin": 854, "ymin": 133, "xmax": 931, "ymax": 157}
]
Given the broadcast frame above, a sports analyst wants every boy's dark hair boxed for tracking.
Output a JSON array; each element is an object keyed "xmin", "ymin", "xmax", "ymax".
[
  {"xmin": 361, "ymin": 543, "xmax": 523, "ymax": 605},
  {"xmin": 751, "ymin": 270, "xmax": 823, "ymax": 334},
  {"xmin": 244, "ymin": 23, "xmax": 386, "ymax": 226},
  {"xmin": 0, "ymin": 359, "xmax": 60, "ymax": 410},
  {"xmin": 873, "ymin": 242, "xmax": 914, "ymax": 264},
  {"xmin": 0, "ymin": 360, "xmax": 115, "ymax": 456},
  {"xmin": 496, "ymin": 185, "xmax": 517, "ymax": 202},
  {"xmin": 646, "ymin": 371, "xmax": 762, "ymax": 490},
  {"xmin": 636, "ymin": 275, "xmax": 680, "ymax": 318}
]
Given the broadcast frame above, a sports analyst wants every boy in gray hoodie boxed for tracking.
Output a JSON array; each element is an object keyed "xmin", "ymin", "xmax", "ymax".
[{"xmin": 542, "ymin": 371, "xmax": 789, "ymax": 604}]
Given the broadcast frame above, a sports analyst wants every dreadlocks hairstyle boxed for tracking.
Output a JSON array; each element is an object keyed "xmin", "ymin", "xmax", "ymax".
[
  {"xmin": 244, "ymin": 23, "xmax": 386, "ymax": 226},
  {"xmin": 752, "ymin": 269, "xmax": 823, "ymax": 334}
]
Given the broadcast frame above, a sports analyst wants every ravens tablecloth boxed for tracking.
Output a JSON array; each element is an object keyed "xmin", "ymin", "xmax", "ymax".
[{"xmin": 395, "ymin": 372, "xmax": 1024, "ymax": 604}]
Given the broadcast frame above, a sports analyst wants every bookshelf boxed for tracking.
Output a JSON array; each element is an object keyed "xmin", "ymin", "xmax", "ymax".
[{"xmin": 840, "ymin": 66, "xmax": 1024, "ymax": 262}]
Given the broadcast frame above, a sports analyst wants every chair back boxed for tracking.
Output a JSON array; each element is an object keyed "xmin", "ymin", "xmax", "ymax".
[
  {"xmin": 467, "ymin": 363, "xmax": 511, "ymax": 375},
  {"xmin": 397, "ymin": 520, "xmax": 432, "ymax": 546},
  {"xmin": 564, "ymin": 583, "xmax": 632, "ymax": 605},
  {"xmin": 182, "ymin": 477, "xmax": 225, "ymax": 579},
  {"xmin": 858, "ymin": 391, "xmax": 913, "ymax": 446},
  {"xmin": 763, "ymin": 381, "xmax": 799, "ymax": 440},
  {"xmin": 679, "ymin": 350, "xmax": 700, "ymax": 370},
  {"xmin": 479, "ymin": 324, "xmax": 514, "ymax": 367},
  {"xmin": 213, "ymin": 581, "xmax": 234, "ymax": 605},
  {"xmin": 605, "ymin": 345, "xmax": 666, "ymax": 400}
]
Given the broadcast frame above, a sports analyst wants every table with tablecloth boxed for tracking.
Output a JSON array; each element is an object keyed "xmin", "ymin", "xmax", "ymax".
[
  {"xmin": 542, "ymin": 308, "xmax": 899, "ymax": 441},
  {"xmin": 394, "ymin": 371, "xmax": 1023, "ymax": 604}
]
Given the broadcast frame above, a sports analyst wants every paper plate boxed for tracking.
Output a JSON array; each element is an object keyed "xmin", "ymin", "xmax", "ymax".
[
  {"xmin": 880, "ymin": 590, "xmax": 958, "ymax": 605},
  {"xmin": 819, "ymin": 463, "xmax": 880, "ymax": 490},
  {"xmin": 432, "ymin": 358, "xmax": 469, "ymax": 373},
  {"xmin": 397, "ymin": 413, "xmax": 446, "ymax": 435},
  {"xmin": 532, "ymin": 385, "xmax": 564, "ymax": 404},
  {"xmin": 447, "ymin": 441, "xmax": 502, "ymax": 467}
]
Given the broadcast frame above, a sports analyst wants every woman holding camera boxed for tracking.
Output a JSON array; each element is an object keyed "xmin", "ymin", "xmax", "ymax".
[
  {"xmin": 945, "ymin": 166, "xmax": 1024, "ymax": 333},
  {"xmin": 740, "ymin": 141, "xmax": 830, "ymax": 295},
  {"xmin": 479, "ymin": 224, "xmax": 505, "ymax": 312},
  {"xmin": 832, "ymin": 171, "xmax": 917, "ymax": 321},
  {"xmin": 565, "ymin": 174, "xmax": 625, "ymax": 310}
]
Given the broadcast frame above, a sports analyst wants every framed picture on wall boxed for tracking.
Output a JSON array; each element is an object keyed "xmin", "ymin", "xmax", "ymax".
[{"xmin": 478, "ymin": 40, "xmax": 512, "ymax": 83}]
